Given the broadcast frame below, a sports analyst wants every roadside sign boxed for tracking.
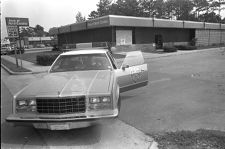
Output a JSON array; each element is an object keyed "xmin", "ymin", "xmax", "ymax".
[
  {"xmin": 6, "ymin": 26, "xmax": 19, "ymax": 38},
  {"xmin": 5, "ymin": 17, "xmax": 29, "ymax": 38},
  {"xmin": 5, "ymin": 17, "xmax": 29, "ymax": 26},
  {"xmin": 5, "ymin": 17, "xmax": 29, "ymax": 68}
]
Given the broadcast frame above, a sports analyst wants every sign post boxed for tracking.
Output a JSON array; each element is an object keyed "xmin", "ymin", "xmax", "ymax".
[
  {"xmin": 17, "ymin": 26, "xmax": 23, "ymax": 67},
  {"xmin": 5, "ymin": 17, "xmax": 29, "ymax": 68}
]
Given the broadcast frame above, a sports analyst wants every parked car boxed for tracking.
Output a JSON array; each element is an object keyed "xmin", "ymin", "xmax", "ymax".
[
  {"xmin": 36, "ymin": 44, "xmax": 45, "ymax": 48},
  {"xmin": 6, "ymin": 49, "xmax": 148, "ymax": 130},
  {"xmin": 1, "ymin": 47, "xmax": 10, "ymax": 55},
  {"xmin": 8, "ymin": 47, "xmax": 25, "ymax": 55}
]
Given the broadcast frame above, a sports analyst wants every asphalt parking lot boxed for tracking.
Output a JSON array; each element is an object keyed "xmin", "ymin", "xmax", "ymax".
[{"xmin": 119, "ymin": 48, "xmax": 225, "ymax": 133}]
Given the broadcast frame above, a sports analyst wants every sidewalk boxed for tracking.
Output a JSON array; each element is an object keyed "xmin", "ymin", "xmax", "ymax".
[
  {"xmin": 1, "ymin": 55, "xmax": 50, "ymax": 74},
  {"xmin": 1, "ymin": 47, "xmax": 224, "ymax": 75},
  {"xmin": 24, "ymin": 47, "xmax": 52, "ymax": 53}
]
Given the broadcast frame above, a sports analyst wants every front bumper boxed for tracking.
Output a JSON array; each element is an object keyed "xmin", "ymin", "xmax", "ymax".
[{"xmin": 6, "ymin": 110, "xmax": 118, "ymax": 130}]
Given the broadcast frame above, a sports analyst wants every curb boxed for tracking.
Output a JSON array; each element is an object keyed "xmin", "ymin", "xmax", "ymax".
[
  {"xmin": 1, "ymin": 63, "xmax": 32, "ymax": 75},
  {"xmin": 1, "ymin": 63, "xmax": 47, "ymax": 75},
  {"xmin": 144, "ymin": 47, "xmax": 225, "ymax": 60}
]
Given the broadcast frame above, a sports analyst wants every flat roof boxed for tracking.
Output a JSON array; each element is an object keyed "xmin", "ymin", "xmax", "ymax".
[
  {"xmin": 49, "ymin": 15, "xmax": 225, "ymax": 35},
  {"xmin": 61, "ymin": 49, "xmax": 107, "ymax": 56}
]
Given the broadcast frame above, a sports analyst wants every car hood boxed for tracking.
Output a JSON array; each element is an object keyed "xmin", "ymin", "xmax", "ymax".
[{"xmin": 16, "ymin": 70, "xmax": 113, "ymax": 98}]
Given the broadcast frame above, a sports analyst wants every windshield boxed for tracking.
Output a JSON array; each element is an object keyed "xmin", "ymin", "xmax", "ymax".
[{"xmin": 50, "ymin": 53, "xmax": 112, "ymax": 72}]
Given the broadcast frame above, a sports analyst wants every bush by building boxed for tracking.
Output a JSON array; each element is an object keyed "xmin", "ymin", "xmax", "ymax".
[
  {"xmin": 175, "ymin": 45, "xmax": 197, "ymax": 50},
  {"xmin": 36, "ymin": 53, "xmax": 60, "ymax": 66},
  {"xmin": 163, "ymin": 46, "xmax": 178, "ymax": 52}
]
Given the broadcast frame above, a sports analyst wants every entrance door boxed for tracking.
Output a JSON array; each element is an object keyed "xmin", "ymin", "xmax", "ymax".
[{"xmin": 155, "ymin": 34, "xmax": 163, "ymax": 49}]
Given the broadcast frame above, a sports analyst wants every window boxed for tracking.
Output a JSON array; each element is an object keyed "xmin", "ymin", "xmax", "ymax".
[
  {"xmin": 107, "ymin": 52, "xmax": 117, "ymax": 69},
  {"xmin": 50, "ymin": 53, "xmax": 112, "ymax": 72}
]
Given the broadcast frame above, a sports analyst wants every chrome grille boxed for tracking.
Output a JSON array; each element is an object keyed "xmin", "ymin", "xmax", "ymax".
[{"xmin": 36, "ymin": 96, "xmax": 86, "ymax": 114}]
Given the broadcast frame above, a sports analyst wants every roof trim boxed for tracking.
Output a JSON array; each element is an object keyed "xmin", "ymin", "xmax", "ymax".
[{"xmin": 49, "ymin": 15, "xmax": 225, "ymax": 35}]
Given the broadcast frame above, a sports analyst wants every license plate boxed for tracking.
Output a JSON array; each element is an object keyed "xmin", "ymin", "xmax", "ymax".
[{"xmin": 49, "ymin": 123, "xmax": 70, "ymax": 130}]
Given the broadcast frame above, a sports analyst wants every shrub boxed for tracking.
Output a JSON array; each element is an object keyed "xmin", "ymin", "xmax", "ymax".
[
  {"xmin": 52, "ymin": 45, "xmax": 60, "ymax": 51},
  {"xmin": 190, "ymin": 38, "xmax": 197, "ymax": 46},
  {"xmin": 175, "ymin": 45, "xmax": 197, "ymax": 50},
  {"xmin": 163, "ymin": 46, "xmax": 178, "ymax": 52},
  {"xmin": 36, "ymin": 53, "xmax": 60, "ymax": 66}
]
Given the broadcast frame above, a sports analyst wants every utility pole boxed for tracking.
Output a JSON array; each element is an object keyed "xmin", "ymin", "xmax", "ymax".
[
  {"xmin": 17, "ymin": 26, "xmax": 23, "ymax": 67},
  {"xmin": 13, "ymin": 37, "xmax": 19, "ymax": 67}
]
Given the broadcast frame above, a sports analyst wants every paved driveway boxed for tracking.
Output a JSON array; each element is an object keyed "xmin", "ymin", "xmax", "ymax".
[{"xmin": 119, "ymin": 49, "xmax": 225, "ymax": 133}]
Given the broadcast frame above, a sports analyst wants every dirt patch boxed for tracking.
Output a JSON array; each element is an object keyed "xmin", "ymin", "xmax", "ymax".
[{"xmin": 149, "ymin": 129, "xmax": 225, "ymax": 149}]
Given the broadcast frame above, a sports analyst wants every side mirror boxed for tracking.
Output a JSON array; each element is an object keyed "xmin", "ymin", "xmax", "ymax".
[{"xmin": 122, "ymin": 64, "xmax": 129, "ymax": 70}]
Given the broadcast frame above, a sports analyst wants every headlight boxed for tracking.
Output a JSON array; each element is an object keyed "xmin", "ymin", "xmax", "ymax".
[
  {"xmin": 90, "ymin": 97, "xmax": 101, "ymax": 103},
  {"xmin": 89, "ymin": 96, "xmax": 112, "ymax": 110},
  {"xmin": 28, "ymin": 99, "xmax": 36, "ymax": 106},
  {"xmin": 102, "ymin": 97, "xmax": 111, "ymax": 103},
  {"xmin": 17, "ymin": 100, "xmax": 28, "ymax": 106},
  {"xmin": 16, "ymin": 99, "xmax": 36, "ymax": 112}
]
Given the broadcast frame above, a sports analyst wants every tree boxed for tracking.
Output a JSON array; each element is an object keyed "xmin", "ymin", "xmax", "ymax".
[
  {"xmin": 121, "ymin": 0, "xmax": 142, "ymax": 17},
  {"xmin": 192, "ymin": 0, "xmax": 225, "ymax": 22},
  {"xmin": 140, "ymin": 0, "xmax": 157, "ymax": 17},
  {"xmin": 87, "ymin": 0, "xmax": 224, "ymax": 23},
  {"xmin": 154, "ymin": 0, "xmax": 166, "ymax": 18},
  {"xmin": 19, "ymin": 25, "xmax": 49, "ymax": 37},
  {"xmin": 109, "ymin": 0, "xmax": 142, "ymax": 17},
  {"xmin": 88, "ymin": 11, "xmax": 99, "ymax": 19},
  {"xmin": 19, "ymin": 27, "xmax": 35, "ymax": 37},
  {"xmin": 209, "ymin": 0, "xmax": 225, "ymax": 18},
  {"xmin": 34, "ymin": 24, "xmax": 45, "ymax": 37},
  {"xmin": 88, "ymin": 0, "xmax": 112, "ymax": 19},
  {"xmin": 165, "ymin": 0, "xmax": 193, "ymax": 20},
  {"xmin": 192, "ymin": 0, "xmax": 209, "ymax": 18},
  {"xmin": 97, "ymin": 0, "xmax": 112, "ymax": 16},
  {"xmin": 75, "ymin": 11, "xmax": 86, "ymax": 23},
  {"xmin": 198, "ymin": 11, "xmax": 222, "ymax": 22},
  {"xmin": 88, "ymin": 0, "xmax": 142, "ymax": 19}
]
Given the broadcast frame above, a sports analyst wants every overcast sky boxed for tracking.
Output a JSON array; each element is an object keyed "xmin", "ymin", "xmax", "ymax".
[
  {"xmin": 1, "ymin": 0, "xmax": 99, "ymax": 38},
  {"xmin": 1, "ymin": 0, "xmax": 225, "ymax": 39}
]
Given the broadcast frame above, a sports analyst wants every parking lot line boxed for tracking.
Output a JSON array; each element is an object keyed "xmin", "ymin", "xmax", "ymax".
[{"xmin": 150, "ymin": 78, "xmax": 171, "ymax": 84}]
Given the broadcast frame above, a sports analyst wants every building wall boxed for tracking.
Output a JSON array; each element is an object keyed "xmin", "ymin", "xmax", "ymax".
[
  {"xmin": 57, "ymin": 25, "xmax": 224, "ymax": 48},
  {"xmin": 58, "ymin": 27, "xmax": 113, "ymax": 46},
  {"xmin": 134, "ymin": 28, "xmax": 193, "ymax": 44},
  {"xmin": 196, "ymin": 29, "xmax": 225, "ymax": 46}
]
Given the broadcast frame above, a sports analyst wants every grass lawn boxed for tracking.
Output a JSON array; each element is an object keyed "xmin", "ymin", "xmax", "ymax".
[
  {"xmin": 150, "ymin": 129, "xmax": 225, "ymax": 149},
  {"xmin": 1, "ymin": 58, "xmax": 31, "ymax": 72}
]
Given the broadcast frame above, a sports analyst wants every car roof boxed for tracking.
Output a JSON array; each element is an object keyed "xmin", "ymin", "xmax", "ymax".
[{"xmin": 60, "ymin": 49, "xmax": 108, "ymax": 56}]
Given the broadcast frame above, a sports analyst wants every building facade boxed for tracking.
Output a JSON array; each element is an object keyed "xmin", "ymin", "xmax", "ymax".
[
  {"xmin": 23, "ymin": 36, "xmax": 55, "ymax": 48},
  {"xmin": 49, "ymin": 15, "xmax": 225, "ymax": 50}
]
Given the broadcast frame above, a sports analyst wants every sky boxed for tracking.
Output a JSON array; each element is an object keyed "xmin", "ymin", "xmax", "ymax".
[
  {"xmin": 1, "ymin": 0, "xmax": 99, "ymax": 38},
  {"xmin": 1, "ymin": 0, "xmax": 225, "ymax": 39}
]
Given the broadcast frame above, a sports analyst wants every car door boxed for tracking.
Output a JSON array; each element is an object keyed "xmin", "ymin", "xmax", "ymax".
[{"xmin": 114, "ymin": 51, "xmax": 148, "ymax": 93}]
